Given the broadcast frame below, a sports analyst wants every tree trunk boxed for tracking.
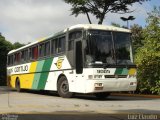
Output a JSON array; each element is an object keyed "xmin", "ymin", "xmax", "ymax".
[
  {"xmin": 98, "ymin": 13, "xmax": 105, "ymax": 24},
  {"xmin": 86, "ymin": 12, "xmax": 92, "ymax": 24},
  {"xmin": 83, "ymin": 6, "xmax": 92, "ymax": 24}
]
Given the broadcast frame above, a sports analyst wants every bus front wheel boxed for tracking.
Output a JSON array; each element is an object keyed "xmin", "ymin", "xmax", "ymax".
[
  {"xmin": 94, "ymin": 92, "xmax": 110, "ymax": 99},
  {"xmin": 57, "ymin": 76, "xmax": 73, "ymax": 98}
]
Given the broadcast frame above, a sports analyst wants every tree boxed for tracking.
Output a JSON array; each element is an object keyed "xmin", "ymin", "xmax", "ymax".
[
  {"xmin": 111, "ymin": 22, "xmax": 128, "ymax": 28},
  {"xmin": 0, "ymin": 34, "xmax": 13, "ymax": 85},
  {"xmin": 120, "ymin": 16, "xmax": 135, "ymax": 28},
  {"xmin": 130, "ymin": 24, "xmax": 144, "ymax": 53},
  {"xmin": 64, "ymin": 0, "xmax": 149, "ymax": 24},
  {"xmin": 135, "ymin": 6, "xmax": 160, "ymax": 95},
  {"xmin": 111, "ymin": 22, "xmax": 121, "ymax": 27},
  {"xmin": 13, "ymin": 42, "xmax": 25, "ymax": 49},
  {"xmin": 0, "ymin": 34, "xmax": 25, "ymax": 86}
]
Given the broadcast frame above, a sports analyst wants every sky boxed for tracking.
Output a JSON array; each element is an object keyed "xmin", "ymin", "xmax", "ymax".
[{"xmin": 0, "ymin": 0, "xmax": 159, "ymax": 44}]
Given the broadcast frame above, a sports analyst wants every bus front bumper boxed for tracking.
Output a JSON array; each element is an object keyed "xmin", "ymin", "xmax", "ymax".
[{"xmin": 85, "ymin": 78, "xmax": 137, "ymax": 93}]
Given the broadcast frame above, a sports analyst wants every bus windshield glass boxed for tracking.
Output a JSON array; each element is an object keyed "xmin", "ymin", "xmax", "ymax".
[{"xmin": 85, "ymin": 30, "xmax": 133, "ymax": 66}]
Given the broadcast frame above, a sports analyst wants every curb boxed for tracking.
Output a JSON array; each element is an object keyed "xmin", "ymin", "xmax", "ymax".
[{"xmin": 111, "ymin": 93, "xmax": 160, "ymax": 99}]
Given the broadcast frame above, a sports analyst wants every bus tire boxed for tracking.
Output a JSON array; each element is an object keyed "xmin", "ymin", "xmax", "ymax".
[
  {"xmin": 57, "ymin": 76, "xmax": 73, "ymax": 98},
  {"xmin": 15, "ymin": 78, "xmax": 22, "ymax": 92},
  {"xmin": 94, "ymin": 92, "xmax": 110, "ymax": 99}
]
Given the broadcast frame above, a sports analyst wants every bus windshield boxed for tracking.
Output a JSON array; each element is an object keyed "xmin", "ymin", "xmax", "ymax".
[{"xmin": 85, "ymin": 30, "xmax": 133, "ymax": 66}]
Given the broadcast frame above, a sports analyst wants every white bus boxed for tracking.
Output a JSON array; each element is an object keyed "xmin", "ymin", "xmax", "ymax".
[{"xmin": 7, "ymin": 24, "xmax": 137, "ymax": 98}]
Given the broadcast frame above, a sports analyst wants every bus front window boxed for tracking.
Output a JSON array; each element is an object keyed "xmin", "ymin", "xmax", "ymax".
[
  {"xmin": 85, "ymin": 30, "xmax": 133, "ymax": 66},
  {"xmin": 114, "ymin": 32, "xmax": 132, "ymax": 65},
  {"xmin": 85, "ymin": 30, "xmax": 115, "ymax": 65}
]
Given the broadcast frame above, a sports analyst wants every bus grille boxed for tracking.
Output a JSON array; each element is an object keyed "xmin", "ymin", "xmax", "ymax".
[{"xmin": 104, "ymin": 75, "xmax": 127, "ymax": 78}]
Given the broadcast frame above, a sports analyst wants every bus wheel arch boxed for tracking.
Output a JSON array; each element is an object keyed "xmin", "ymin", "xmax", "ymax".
[
  {"xmin": 15, "ymin": 77, "xmax": 21, "ymax": 92},
  {"xmin": 57, "ymin": 74, "xmax": 73, "ymax": 98}
]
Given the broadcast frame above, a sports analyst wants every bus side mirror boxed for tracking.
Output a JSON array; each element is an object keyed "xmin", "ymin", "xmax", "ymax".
[{"xmin": 75, "ymin": 41, "xmax": 83, "ymax": 74}]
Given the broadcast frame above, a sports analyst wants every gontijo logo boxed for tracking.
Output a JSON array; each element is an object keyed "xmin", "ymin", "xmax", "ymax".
[{"xmin": 55, "ymin": 57, "xmax": 64, "ymax": 69}]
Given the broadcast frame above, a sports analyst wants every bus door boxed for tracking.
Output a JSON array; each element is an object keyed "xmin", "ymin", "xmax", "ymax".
[
  {"xmin": 75, "ymin": 40, "xmax": 83, "ymax": 74},
  {"xmin": 73, "ymin": 39, "xmax": 85, "ymax": 92}
]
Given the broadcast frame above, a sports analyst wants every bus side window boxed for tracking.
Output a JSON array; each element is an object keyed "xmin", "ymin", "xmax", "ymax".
[
  {"xmin": 11, "ymin": 55, "xmax": 14, "ymax": 65},
  {"xmin": 21, "ymin": 49, "xmax": 28, "ymax": 62},
  {"xmin": 52, "ymin": 37, "xmax": 65, "ymax": 55},
  {"xmin": 21, "ymin": 51, "xmax": 25, "ymax": 62},
  {"xmin": 39, "ymin": 43, "xmax": 45, "ymax": 57},
  {"xmin": 13, "ymin": 54, "xmax": 16, "ymax": 64},
  {"xmin": 14, "ymin": 52, "xmax": 20, "ymax": 64},
  {"xmin": 51, "ymin": 39, "xmax": 56, "ymax": 55},
  {"xmin": 58, "ymin": 37, "xmax": 65, "ymax": 53},
  {"xmin": 17, "ymin": 53, "xmax": 20, "ymax": 63},
  {"xmin": 45, "ymin": 41, "xmax": 50, "ymax": 56},
  {"xmin": 24, "ymin": 49, "xmax": 28, "ymax": 61},
  {"xmin": 68, "ymin": 31, "xmax": 82, "ymax": 50},
  {"xmin": 55, "ymin": 39, "xmax": 59, "ymax": 53},
  {"xmin": 31, "ymin": 46, "xmax": 38, "ymax": 60},
  {"xmin": 29, "ymin": 48, "xmax": 32, "ymax": 60},
  {"xmin": 8, "ymin": 55, "xmax": 13, "ymax": 66}
]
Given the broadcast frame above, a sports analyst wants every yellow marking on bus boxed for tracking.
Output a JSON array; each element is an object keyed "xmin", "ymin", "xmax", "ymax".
[
  {"xmin": 24, "ymin": 61, "xmax": 38, "ymax": 89},
  {"xmin": 20, "ymin": 62, "xmax": 38, "ymax": 89},
  {"xmin": 9, "ymin": 62, "xmax": 38, "ymax": 89},
  {"xmin": 10, "ymin": 75, "xmax": 17, "ymax": 88},
  {"xmin": 55, "ymin": 58, "xmax": 64, "ymax": 69},
  {"xmin": 30, "ymin": 61, "xmax": 38, "ymax": 72},
  {"xmin": 19, "ymin": 74, "xmax": 34, "ymax": 89},
  {"xmin": 128, "ymin": 68, "xmax": 136, "ymax": 75}
]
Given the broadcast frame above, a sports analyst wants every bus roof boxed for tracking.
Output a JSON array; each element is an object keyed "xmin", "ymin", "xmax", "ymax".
[
  {"xmin": 67, "ymin": 24, "xmax": 131, "ymax": 33},
  {"xmin": 8, "ymin": 24, "xmax": 131, "ymax": 55}
]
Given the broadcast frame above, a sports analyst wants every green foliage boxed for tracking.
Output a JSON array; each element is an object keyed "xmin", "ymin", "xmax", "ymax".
[
  {"xmin": 130, "ymin": 24, "xmax": 144, "ymax": 53},
  {"xmin": 0, "ymin": 34, "xmax": 13, "ymax": 85},
  {"xmin": 111, "ymin": 22, "xmax": 121, "ymax": 27},
  {"xmin": 135, "ymin": 6, "xmax": 160, "ymax": 95},
  {"xmin": 13, "ymin": 42, "xmax": 25, "ymax": 49},
  {"xmin": 64, "ymin": 0, "xmax": 149, "ymax": 24},
  {"xmin": 0, "ymin": 34, "xmax": 25, "ymax": 86},
  {"xmin": 136, "ymin": 55, "xmax": 160, "ymax": 94}
]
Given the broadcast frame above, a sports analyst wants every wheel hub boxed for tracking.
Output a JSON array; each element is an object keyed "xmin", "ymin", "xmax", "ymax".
[{"xmin": 61, "ymin": 81, "xmax": 69, "ymax": 93}]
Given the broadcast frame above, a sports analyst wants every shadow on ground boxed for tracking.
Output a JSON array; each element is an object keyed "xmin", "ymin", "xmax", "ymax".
[
  {"xmin": 0, "ymin": 86, "xmax": 157, "ymax": 101},
  {"xmin": 20, "ymin": 89, "xmax": 156, "ymax": 101}
]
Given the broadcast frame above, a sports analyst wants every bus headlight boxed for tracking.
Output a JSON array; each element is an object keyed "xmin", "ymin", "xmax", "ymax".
[
  {"xmin": 129, "ymin": 82, "xmax": 137, "ymax": 86},
  {"xmin": 94, "ymin": 83, "xmax": 103, "ymax": 87},
  {"xmin": 94, "ymin": 83, "xmax": 103, "ymax": 90}
]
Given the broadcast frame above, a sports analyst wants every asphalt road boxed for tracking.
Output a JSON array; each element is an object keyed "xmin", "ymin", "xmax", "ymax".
[{"xmin": 0, "ymin": 86, "xmax": 160, "ymax": 120}]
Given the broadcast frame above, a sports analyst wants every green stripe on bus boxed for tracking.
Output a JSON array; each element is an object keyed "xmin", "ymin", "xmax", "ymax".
[
  {"xmin": 115, "ymin": 68, "xmax": 123, "ymax": 75},
  {"xmin": 115, "ymin": 68, "xmax": 128, "ymax": 75},
  {"xmin": 121, "ymin": 68, "xmax": 128, "ymax": 75},
  {"xmin": 32, "ymin": 60, "xmax": 45, "ymax": 89},
  {"xmin": 37, "ymin": 58, "xmax": 53, "ymax": 89}
]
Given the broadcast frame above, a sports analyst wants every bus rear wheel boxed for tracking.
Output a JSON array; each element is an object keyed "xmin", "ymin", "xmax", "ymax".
[
  {"xmin": 15, "ymin": 78, "xmax": 22, "ymax": 92},
  {"xmin": 94, "ymin": 92, "xmax": 110, "ymax": 99},
  {"xmin": 57, "ymin": 76, "xmax": 73, "ymax": 98}
]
